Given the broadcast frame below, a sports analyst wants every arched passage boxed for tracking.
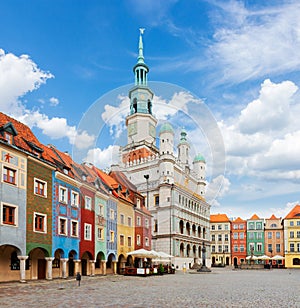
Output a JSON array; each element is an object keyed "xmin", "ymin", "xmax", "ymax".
[
  {"xmin": 0, "ymin": 245, "xmax": 22, "ymax": 282},
  {"xmin": 28, "ymin": 247, "xmax": 49, "ymax": 280}
]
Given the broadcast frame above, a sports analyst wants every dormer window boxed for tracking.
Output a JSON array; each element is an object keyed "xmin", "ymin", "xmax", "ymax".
[
  {"xmin": 63, "ymin": 168, "xmax": 68, "ymax": 175},
  {"xmin": 4, "ymin": 132, "xmax": 13, "ymax": 144}
]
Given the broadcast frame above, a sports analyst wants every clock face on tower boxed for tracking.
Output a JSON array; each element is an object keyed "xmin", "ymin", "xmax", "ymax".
[{"xmin": 128, "ymin": 122, "xmax": 137, "ymax": 136}]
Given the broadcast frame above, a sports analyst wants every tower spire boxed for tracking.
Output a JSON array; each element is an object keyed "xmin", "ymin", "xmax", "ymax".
[{"xmin": 138, "ymin": 28, "xmax": 145, "ymax": 64}]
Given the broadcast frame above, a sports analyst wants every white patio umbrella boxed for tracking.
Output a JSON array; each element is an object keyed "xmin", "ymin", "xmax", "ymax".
[
  {"xmin": 246, "ymin": 255, "xmax": 258, "ymax": 260},
  {"xmin": 127, "ymin": 249, "xmax": 159, "ymax": 259},
  {"xmin": 271, "ymin": 255, "xmax": 285, "ymax": 260},
  {"xmin": 258, "ymin": 255, "xmax": 271, "ymax": 260}
]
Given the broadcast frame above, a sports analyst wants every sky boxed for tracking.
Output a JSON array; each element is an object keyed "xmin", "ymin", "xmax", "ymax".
[{"xmin": 1, "ymin": 0, "xmax": 300, "ymax": 219}]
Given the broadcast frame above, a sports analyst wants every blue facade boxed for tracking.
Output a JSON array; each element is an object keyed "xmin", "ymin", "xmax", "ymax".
[
  {"xmin": 106, "ymin": 197, "xmax": 117, "ymax": 259},
  {"xmin": 52, "ymin": 174, "xmax": 80, "ymax": 259}
]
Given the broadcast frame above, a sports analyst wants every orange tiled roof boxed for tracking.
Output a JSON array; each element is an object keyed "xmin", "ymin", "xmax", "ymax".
[
  {"xmin": 210, "ymin": 213, "xmax": 230, "ymax": 222},
  {"xmin": 285, "ymin": 205, "xmax": 300, "ymax": 219},
  {"xmin": 249, "ymin": 214, "xmax": 260, "ymax": 220},
  {"xmin": 268, "ymin": 214, "xmax": 278, "ymax": 220}
]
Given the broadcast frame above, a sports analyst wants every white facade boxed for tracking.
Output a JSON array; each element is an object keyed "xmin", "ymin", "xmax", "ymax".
[{"xmin": 116, "ymin": 31, "xmax": 211, "ymax": 270}]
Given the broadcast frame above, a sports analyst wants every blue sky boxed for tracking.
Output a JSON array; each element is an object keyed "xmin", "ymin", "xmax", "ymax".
[{"xmin": 1, "ymin": 0, "xmax": 300, "ymax": 219}]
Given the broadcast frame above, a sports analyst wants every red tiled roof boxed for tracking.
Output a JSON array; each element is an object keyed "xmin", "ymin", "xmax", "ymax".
[
  {"xmin": 285, "ymin": 205, "xmax": 300, "ymax": 219},
  {"xmin": 210, "ymin": 213, "xmax": 230, "ymax": 222}
]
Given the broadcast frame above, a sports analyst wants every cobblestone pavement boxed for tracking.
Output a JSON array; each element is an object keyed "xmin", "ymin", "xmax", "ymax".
[{"xmin": 0, "ymin": 268, "xmax": 299, "ymax": 308}]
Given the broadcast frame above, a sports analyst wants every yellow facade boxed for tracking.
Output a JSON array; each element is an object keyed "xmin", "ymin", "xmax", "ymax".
[
  {"xmin": 284, "ymin": 218, "xmax": 300, "ymax": 268},
  {"xmin": 117, "ymin": 199, "xmax": 135, "ymax": 258}
]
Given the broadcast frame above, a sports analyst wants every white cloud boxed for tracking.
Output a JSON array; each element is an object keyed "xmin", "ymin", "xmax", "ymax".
[
  {"xmin": 206, "ymin": 175, "xmax": 231, "ymax": 206},
  {"xmin": 0, "ymin": 49, "xmax": 95, "ymax": 149},
  {"xmin": 49, "ymin": 97, "xmax": 59, "ymax": 106},
  {"xmin": 0, "ymin": 49, "xmax": 53, "ymax": 115},
  {"xmin": 84, "ymin": 145, "xmax": 120, "ymax": 169},
  {"xmin": 210, "ymin": 1, "xmax": 300, "ymax": 83}
]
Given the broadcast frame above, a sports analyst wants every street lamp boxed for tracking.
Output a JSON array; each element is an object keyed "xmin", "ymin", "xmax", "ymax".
[{"xmin": 144, "ymin": 174, "xmax": 149, "ymax": 209}]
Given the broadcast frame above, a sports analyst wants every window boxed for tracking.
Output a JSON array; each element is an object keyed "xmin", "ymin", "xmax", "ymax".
[
  {"xmin": 256, "ymin": 223, "xmax": 262, "ymax": 230},
  {"xmin": 239, "ymin": 232, "xmax": 244, "ymax": 239},
  {"xmin": 290, "ymin": 221, "xmax": 294, "ymax": 226},
  {"xmin": 58, "ymin": 217, "xmax": 67, "ymax": 235},
  {"xmin": 234, "ymin": 245, "xmax": 238, "ymax": 252},
  {"xmin": 224, "ymin": 245, "xmax": 229, "ymax": 252},
  {"xmin": 297, "ymin": 221, "xmax": 300, "ymax": 226},
  {"xmin": 211, "ymin": 245, "xmax": 215, "ymax": 252},
  {"xmin": 218, "ymin": 234, "xmax": 222, "ymax": 241},
  {"xmin": 85, "ymin": 196, "xmax": 92, "ymax": 210},
  {"xmin": 276, "ymin": 244, "xmax": 280, "ymax": 253},
  {"xmin": 59, "ymin": 186, "xmax": 68, "ymax": 203},
  {"xmin": 97, "ymin": 227, "xmax": 103, "ymax": 240},
  {"xmin": 218, "ymin": 245, "xmax": 222, "ymax": 253},
  {"xmin": 257, "ymin": 243, "xmax": 262, "ymax": 252},
  {"xmin": 218, "ymin": 224, "xmax": 222, "ymax": 230},
  {"xmin": 10, "ymin": 251, "xmax": 20, "ymax": 270},
  {"xmin": 249, "ymin": 222, "xmax": 254, "ymax": 230},
  {"xmin": 84, "ymin": 223, "xmax": 92, "ymax": 240},
  {"xmin": 145, "ymin": 237, "xmax": 149, "ymax": 246},
  {"xmin": 290, "ymin": 231, "xmax": 294, "ymax": 238},
  {"xmin": 4, "ymin": 132, "xmax": 13, "ymax": 144},
  {"xmin": 137, "ymin": 234, "xmax": 141, "ymax": 246},
  {"xmin": 268, "ymin": 244, "xmax": 272, "ymax": 253},
  {"xmin": 211, "ymin": 225, "xmax": 215, "ymax": 230},
  {"xmin": 128, "ymin": 217, "xmax": 132, "ymax": 227},
  {"xmin": 224, "ymin": 225, "xmax": 229, "ymax": 230},
  {"xmin": 270, "ymin": 223, "xmax": 277, "ymax": 228},
  {"xmin": 297, "ymin": 243, "xmax": 300, "ymax": 252},
  {"xmin": 137, "ymin": 216, "xmax": 141, "ymax": 226},
  {"xmin": 145, "ymin": 219, "xmax": 149, "ymax": 228},
  {"xmin": 239, "ymin": 224, "xmax": 244, "ymax": 229},
  {"xmin": 233, "ymin": 224, "xmax": 238, "ymax": 230},
  {"xmin": 268, "ymin": 232, "xmax": 272, "ymax": 239},
  {"xmin": 71, "ymin": 220, "xmax": 78, "ymax": 237},
  {"xmin": 110, "ymin": 231, "xmax": 114, "ymax": 242},
  {"xmin": 276, "ymin": 232, "xmax": 280, "ymax": 239},
  {"xmin": 290, "ymin": 243, "xmax": 294, "ymax": 252},
  {"xmin": 225, "ymin": 234, "xmax": 229, "ymax": 241},
  {"xmin": 249, "ymin": 233, "xmax": 254, "ymax": 239},
  {"xmin": 71, "ymin": 191, "xmax": 79, "ymax": 207},
  {"xmin": 34, "ymin": 178, "xmax": 47, "ymax": 197},
  {"xmin": 257, "ymin": 233, "xmax": 262, "ymax": 240},
  {"xmin": 99, "ymin": 204, "xmax": 104, "ymax": 216},
  {"xmin": 297, "ymin": 231, "xmax": 300, "ymax": 238},
  {"xmin": 120, "ymin": 214, "xmax": 125, "ymax": 224},
  {"xmin": 211, "ymin": 234, "xmax": 215, "ymax": 241},
  {"xmin": 240, "ymin": 245, "xmax": 245, "ymax": 252},
  {"xmin": 155, "ymin": 195, "xmax": 159, "ymax": 206},
  {"xmin": 34, "ymin": 212, "xmax": 47, "ymax": 233},
  {"xmin": 233, "ymin": 233, "xmax": 238, "ymax": 240},
  {"xmin": 3, "ymin": 166, "xmax": 17, "ymax": 185},
  {"xmin": 128, "ymin": 236, "xmax": 132, "ymax": 247},
  {"xmin": 110, "ymin": 209, "xmax": 114, "ymax": 220},
  {"xmin": 120, "ymin": 235, "xmax": 124, "ymax": 245},
  {"xmin": 1, "ymin": 203, "xmax": 18, "ymax": 226}
]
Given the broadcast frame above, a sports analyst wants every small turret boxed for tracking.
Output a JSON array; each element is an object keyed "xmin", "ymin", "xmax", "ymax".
[{"xmin": 177, "ymin": 128, "xmax": 190, "ymax": 166}]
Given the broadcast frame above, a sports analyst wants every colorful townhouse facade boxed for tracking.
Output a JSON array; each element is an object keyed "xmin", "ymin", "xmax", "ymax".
[
  {"xmin": 210, "ymin": 214, "xmax": 231, "ymax": 266},
  {"xmin": 246, "ymin": 214, "xmax": 265, "ymax": 258},
  {"xmin": 231, "ymin": 217, "xmax": 247, "ymax": 267},
  {"xmin": 283, "ymin": 205, "xmax": 300, "ymax": 268}
]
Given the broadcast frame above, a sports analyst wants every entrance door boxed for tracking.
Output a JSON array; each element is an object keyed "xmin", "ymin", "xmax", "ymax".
[
  {"xmin": 69, "ymin": 259, "xmax": 75, "ymax": 276},
  {"xmin": 81, "ymin": 259, "xmax": 87, "ymax": 276},
  {"xmin": 38, "ymin": 259, "xmax": 46, "ymax": 279}
]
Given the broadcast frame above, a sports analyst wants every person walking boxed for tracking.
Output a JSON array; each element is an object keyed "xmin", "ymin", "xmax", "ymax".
[{"xmin": 76, "ymin": 272, "xmax": 81, "ymax": 286}]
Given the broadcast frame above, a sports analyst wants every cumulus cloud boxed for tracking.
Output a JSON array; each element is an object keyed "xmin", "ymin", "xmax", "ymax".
[
  {"xmin": 0, "ymin": 49, "xmax": 95, "ymax": 149},
  {"xmin": 84, "ymin": 145, "xmax": 120, "ymax": 169},
  {"xmin": 220, "ymin": 78, "xmax": 300, "ymax": 191}
]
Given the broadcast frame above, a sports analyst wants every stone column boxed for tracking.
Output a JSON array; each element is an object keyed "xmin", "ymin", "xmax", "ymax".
[
  {"xmin": 61, "ymin": 258, "xmax": 68, "ymax": 278},
  {"xmin": 18, "ymin": 256, "xmax": 28, "ymax": 283},
  {"xmin": 89, "ymin": 260, "xmax": 96, "ymax": 277},
  {"xmin": 45, "ymin": 257, "xmax": 54, "ymax": 280},
  {"xmin": 101, "ymin": 260, "xmax": 106, "ymax": 275},
  {"xmin": 112, "ymin": 261, "xmax": 117, "ymax": 274},
  {"xmin": 74, "ymin": 260, "xmax": 81, "ymax": 274}
]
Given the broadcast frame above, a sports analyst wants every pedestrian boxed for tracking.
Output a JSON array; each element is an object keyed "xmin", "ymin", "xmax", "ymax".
[{"xmin": 76, "ymin": 272, "xmax": 81, "ymax": 286}]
